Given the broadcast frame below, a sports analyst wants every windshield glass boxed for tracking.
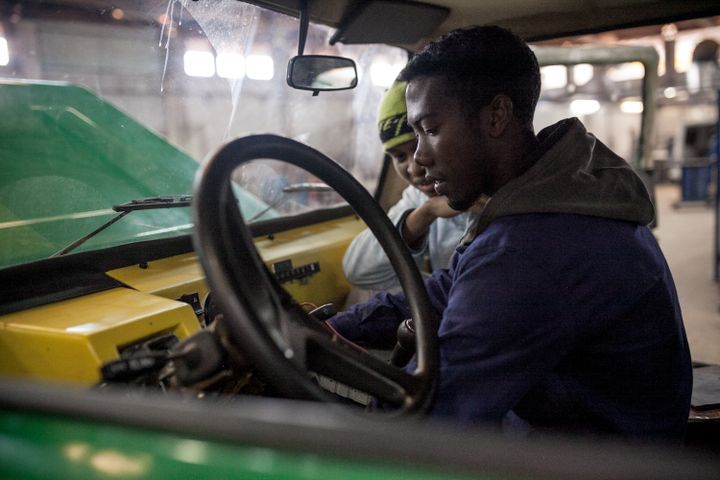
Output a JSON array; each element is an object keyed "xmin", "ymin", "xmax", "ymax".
[{"xmin": 0, "ymin": 0, "xmax": 406, "ymax": 268}]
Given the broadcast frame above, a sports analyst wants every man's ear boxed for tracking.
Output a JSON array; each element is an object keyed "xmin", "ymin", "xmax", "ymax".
[{"xmin": 488, "ymin": 94, "xmax": 513, "ymax": 138}]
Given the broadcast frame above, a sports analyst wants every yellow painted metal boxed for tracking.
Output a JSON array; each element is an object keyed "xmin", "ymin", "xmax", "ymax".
[
  {"xmin": 0, "ymin": 288, "xmax": 201, "ymax": 385},
  {"xmin": 0, "ymin": 214, "xmax": 366, "ymax": 384},
  {"xmin": 254, "ymin": 216, "xmax": 365, "ymax": 308},
  {"xmin": 107, "ymin": 215, "xmax": 366, "ymax": 308},
  {"xmin": 107, "ymin": 253, "xmax": 209, "ymax": 304}
]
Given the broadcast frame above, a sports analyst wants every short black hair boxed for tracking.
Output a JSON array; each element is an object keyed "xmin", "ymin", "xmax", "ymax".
[{"xmin": 399, "ymin": 25, "xmax": 540, "ymax": 126}]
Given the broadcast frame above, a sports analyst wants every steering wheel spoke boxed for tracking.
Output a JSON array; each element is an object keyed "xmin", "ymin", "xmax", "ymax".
[{"xmin": 304, "ymin": 332, "xmax": 422, "ymax": 406}]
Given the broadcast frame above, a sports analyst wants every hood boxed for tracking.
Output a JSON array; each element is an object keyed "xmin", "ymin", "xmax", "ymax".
[{"xmin": 463, "ymin": 118, "xmax": 654, "ymax": 242}]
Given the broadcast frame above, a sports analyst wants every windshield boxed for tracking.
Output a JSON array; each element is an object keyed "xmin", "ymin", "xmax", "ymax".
[{"xmin": 0, "ymin": 0, "xmax": 407, "ymax": 268}]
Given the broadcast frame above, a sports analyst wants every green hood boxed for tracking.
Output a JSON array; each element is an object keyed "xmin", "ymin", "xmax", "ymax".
[{"xmin": 0, "ymin": 80, "xmax": 271, "ymax": 268}]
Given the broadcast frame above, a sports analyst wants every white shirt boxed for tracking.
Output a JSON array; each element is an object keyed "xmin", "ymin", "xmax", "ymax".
[{"xmin": 342, "ymin": 186, "xmax": 470, "ymax": 291}]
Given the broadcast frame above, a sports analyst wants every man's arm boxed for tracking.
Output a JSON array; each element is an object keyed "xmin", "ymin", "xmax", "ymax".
[
  {"xmin": 329, "ymin": 267, "xmax": 453, "ymax": 348},
  {"xmin": 342, "ymin": 187, "xmax": 428, "ymax": 290},
  {"xmin": 401, "ymin": 194, "xmax": 465, "ymax": 248},
  {"xmin": 423, "ymin": 245, "xmax": 574, "ymax": 424}
]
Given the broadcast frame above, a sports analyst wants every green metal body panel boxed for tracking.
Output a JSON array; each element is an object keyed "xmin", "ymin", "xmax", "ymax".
[
  {"xmin": 0, "ymin": 411, "xmax": 479, "ymax": 480},
  {"xmin": 0, "ymin": 80, "xmax": 270, "ymax": 268}
]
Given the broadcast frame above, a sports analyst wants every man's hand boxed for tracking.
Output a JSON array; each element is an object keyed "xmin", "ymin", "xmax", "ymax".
[
  {"xmin": 471, "ymin": 194, "xmax": 490, "ymax": 214},
  {"xmin": 401, "ymin": 195, "xmax": 461, "ymax": 248},
  {"xmin": 423, "ymin": 195, "xmax": 465, "ymax": 219}
]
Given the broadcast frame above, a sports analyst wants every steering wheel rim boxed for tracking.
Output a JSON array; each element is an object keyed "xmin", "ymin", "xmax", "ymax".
[{"xmin": 192, "ymin": 134, "xmax": 438, "ymax": 414}]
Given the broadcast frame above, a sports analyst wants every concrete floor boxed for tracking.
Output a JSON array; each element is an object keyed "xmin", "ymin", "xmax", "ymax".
[{"xmin": 653, "ymin": 183, "xmax": 720, "ymax": 364}]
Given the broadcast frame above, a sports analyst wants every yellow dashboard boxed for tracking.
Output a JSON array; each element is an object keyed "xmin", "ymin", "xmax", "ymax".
[{"xmin": 0, "ymin": 215, "xmax": 366, "ymax": 385}]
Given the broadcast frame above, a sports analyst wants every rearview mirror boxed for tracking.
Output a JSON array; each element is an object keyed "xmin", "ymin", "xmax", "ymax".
[{"xmin": 286, "ymin": 55, "xmax": 358, "ymax": 94}]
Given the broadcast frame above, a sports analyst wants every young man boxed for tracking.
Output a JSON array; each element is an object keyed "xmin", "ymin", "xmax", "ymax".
[
  {"xmin": 343, "ymin": 80, "xmax": 470, "ymax": 292},
  {"xmin": 330, "ymin": 26, "xmax": 692, "ymax": 442}
]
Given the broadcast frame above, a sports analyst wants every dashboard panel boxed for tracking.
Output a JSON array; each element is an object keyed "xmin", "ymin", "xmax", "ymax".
[
  {"xmin": 0, "ymin": 288, "xmax": 200, "ymax": 384},
  {"xmin": 0, "ymin": 215, "xmax": 366, "ymax": 385}
]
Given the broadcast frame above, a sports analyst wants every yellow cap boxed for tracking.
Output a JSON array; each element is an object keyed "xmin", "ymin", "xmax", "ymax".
[{"xmin": 377, "ymin": 81, "xmax": 415, "ymax": 151}]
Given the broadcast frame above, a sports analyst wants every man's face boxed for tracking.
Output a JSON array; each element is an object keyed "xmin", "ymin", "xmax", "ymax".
[
  {"xmin": 387, "ymin": 139, "xmax": 437, "ymax": 197},
  {"xmin": 406, "ymin": 76, "xmax": 493, "ymax": 210}
]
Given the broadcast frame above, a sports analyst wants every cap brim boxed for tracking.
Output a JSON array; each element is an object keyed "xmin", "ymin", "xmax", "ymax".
[{"xmin": 382, "ymin": 132, "xmax": 416, "ymax": 152}]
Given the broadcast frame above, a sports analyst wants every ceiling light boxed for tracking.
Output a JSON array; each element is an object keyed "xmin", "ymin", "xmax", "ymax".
[
  {"xmin": 573, "ymin": 64, "xmax": 594, "ymax": 87},
  {"xmin": 607, "ymin": 62, "xmax": 645, "ymax": 82},
  {"xmin": 541, "ymin": 65, "xmax": 567, "ymax": 90},
  {"xmin": 184, "ymin": 50, "xmax": 215, "ymax": 77},
  {"xmin": 216, "ymin": 53, "xmax": 245, "ymax": 79},
  {"xmin": 0, "ymin": 37, "xmax": 8, "ymax": 66},
  {"xmin": 246, "ymin": 55, "xmax": 274, "ymax": 80},
  {"xmin": 570, "ymin": 99, "xmax": 600, "ymax": 116},
  {"xmin": 620, "ymin": 100, "xmax": 644, "ymax": 114}
]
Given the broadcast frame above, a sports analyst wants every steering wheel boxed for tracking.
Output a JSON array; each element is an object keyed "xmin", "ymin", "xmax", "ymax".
[{"xmin": 192, "ymin": 135, "xmax": 439, "ymax": 414}]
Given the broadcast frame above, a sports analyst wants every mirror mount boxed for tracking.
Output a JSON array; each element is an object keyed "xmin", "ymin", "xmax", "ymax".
[
  {"xmin": 297, "ymin": 0, "xmax": 319, "ymax": 95},
  {"xmin": 298, "ymin": 0, "xmax": 309, "ymax": 57}
]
